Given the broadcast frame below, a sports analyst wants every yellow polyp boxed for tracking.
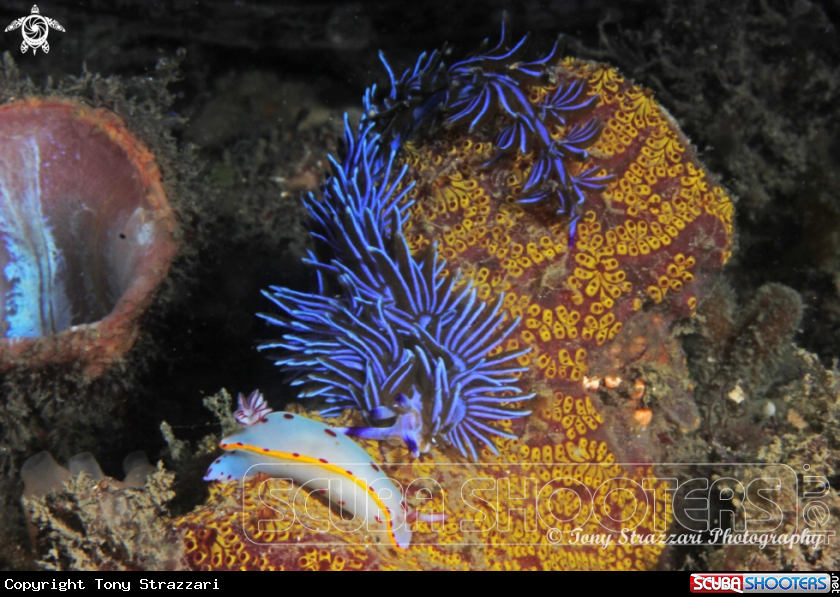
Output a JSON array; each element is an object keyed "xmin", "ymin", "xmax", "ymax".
[
  {"xmin": 538, "ymin": 325, "xmax": 552, "ymax": 342},
  {"xmin": 575, "ymin": 253, "xmax": 597, "ymax": 269},
  {"xmin": 542, "ymin": 308, "xmax": 553, "ymax": 325}
]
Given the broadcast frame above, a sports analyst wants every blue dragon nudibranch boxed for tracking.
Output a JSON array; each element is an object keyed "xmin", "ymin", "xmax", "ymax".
[
  {"xmin": 255, "ymin": 24, "xmax": 616, "ymax": 460},
  {"xmin": 257, "ymin": 134, "xmax": 533, "ymax": 459},
  {"xmin": 370, "ymin": 24, "xmax": 610, "ymax": 238}
]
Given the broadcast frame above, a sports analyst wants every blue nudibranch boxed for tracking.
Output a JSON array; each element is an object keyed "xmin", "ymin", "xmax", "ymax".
[
  {"xmin": 258, "ymin": 24, "xmax": 607, "ymax": 460},
  {"xmin": 368, "ymin": 23, "xmax": 610, "ymax": 238}
]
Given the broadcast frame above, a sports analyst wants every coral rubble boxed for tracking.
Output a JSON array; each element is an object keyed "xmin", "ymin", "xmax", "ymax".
[
  {"xmin": 687, "ymin": 282, "xmax": 804, "ymax": 445},
  {"xmin": 22, "ymin": 452, "xmax": 180, "ymax": 571}
]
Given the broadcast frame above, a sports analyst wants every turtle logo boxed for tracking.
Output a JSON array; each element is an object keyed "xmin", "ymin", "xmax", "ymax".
[{"xmin": 5, "ymin": 5, "xmax": 65, "ymax": 55}]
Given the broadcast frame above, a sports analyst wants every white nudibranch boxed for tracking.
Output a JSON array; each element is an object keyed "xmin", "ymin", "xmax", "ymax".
[{"xmin": 204, "ymin": 391, "xmax": 443, "ymax": 551}]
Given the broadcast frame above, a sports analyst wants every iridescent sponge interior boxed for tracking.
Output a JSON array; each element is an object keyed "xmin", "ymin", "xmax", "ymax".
[{"xmin": 0, "ymin": 99, "xmax": 179, "ymax": 376}]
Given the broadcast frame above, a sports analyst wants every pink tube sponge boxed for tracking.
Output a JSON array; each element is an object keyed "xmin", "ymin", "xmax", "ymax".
[{"xmin": 0, "ymin": 99, "xmax": 179, "ymax": 378}]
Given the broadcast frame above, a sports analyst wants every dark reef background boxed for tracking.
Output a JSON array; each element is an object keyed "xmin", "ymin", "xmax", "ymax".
[{"xmin": 1, "ymin": 0, "xmax": 839, "ymax": 571}]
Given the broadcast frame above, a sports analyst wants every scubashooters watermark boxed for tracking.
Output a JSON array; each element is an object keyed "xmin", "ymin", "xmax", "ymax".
[{"xmin": 241, "ymin": 462, "xmax": 836, "ymax": 549}]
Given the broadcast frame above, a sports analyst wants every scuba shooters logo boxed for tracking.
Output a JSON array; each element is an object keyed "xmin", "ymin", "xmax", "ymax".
[{"xmin": 690, "ymin": 573, "xmax": 836, "ymax": 593}]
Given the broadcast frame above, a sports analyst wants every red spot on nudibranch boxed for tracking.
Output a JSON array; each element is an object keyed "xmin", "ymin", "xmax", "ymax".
[
  {"xmin": 215, "ymin": 459, "xmax": 221, "ymax": 464},
  {"xmin": 376, "ymin": 516, "xmax": 382, "ymax": 523},
  {"xmin": 235, "ymin": 442, "xmax": 243, "ymax": 446},
  {"xmin": 262, "ymin": 448, "xmax": 270, "ymax": 452},
  {"xmin": 292, "ymin": 453, "xmax": 300, "ymax": 458},
  {"xmin": 318, "ymin": 489, "xmax": 327, "ymax": 494},
  {"xmin": 220, "ymin": 443, "xmax": 228, "ymax": 448},
  {"xmin": 371, "ymin": 464, "xmax": 380, "ymax": 472},
  {"xmin": 324, "ymin": 429, "xmax": 337, "ymax": 437},
  {"xmin": 346, "ymin": 470, "xmax": 353, "ymax": 476},
  {"xmin": 283, "ymin": 414, "xmax": 294, "ymax": 419},
  {"xmin": 319, "ymin": 458, "xmax": 328, "ymax": 464}
]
